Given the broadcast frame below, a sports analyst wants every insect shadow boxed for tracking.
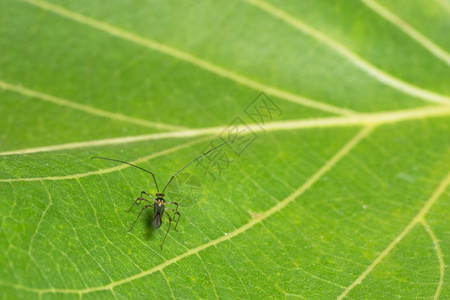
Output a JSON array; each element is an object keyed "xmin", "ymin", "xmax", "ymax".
[
  {"xmin": 91, "ymin": 140, "xmax": 232, "ymax": 250},
  {"xmin": 143, "ymin": 209, "xmax": 159, "ymax": 241}
]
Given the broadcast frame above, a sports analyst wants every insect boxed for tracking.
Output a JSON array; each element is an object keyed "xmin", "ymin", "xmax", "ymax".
[{"xmin": 91, "ymin": 140, "xmax": 232, "ymax": 250}]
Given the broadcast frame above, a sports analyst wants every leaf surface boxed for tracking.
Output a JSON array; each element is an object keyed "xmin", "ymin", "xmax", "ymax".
[{"xmin": 1, "ymin": 0, "xmax": 449, "ymax": 299}]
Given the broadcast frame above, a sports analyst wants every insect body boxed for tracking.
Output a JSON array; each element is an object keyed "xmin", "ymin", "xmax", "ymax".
[{"xmin": 92, "ymin": 140, "xmax": 231, "ymax": 250}]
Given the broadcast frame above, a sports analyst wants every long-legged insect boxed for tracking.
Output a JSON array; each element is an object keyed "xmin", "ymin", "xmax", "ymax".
[{"xmin": 91, "ymin": 140, "xmax": 232, "ymax": 250}]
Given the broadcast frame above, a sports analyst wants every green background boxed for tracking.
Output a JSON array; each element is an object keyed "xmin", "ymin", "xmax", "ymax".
[{"xmin": 1, "ymin": 0, "xmax": 449, "ymax": 299}]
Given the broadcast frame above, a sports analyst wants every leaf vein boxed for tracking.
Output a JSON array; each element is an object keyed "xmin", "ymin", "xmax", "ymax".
[
  {"xmin": 0, "ymin": 80, "xmax": 186, "ymax": 131},
  {"xmin": 2, "ymin": 105, "xmax": 449, "ymax": 157},
  {"xmin": 160, "ymin": 270, "xmax": 176, "ymax": 300},
  {"xmin": 337, "ymin": 171, "xmax": 450, "ymax": 299},
  {"xmin": 27, "ymin": 181, "xmax": 52, "ymax": 255},
  {"xmin": 0, "ymin": 137, "xmax": 210, "ymax": 183},
  {"xmin": 196, "ymin": 253, "xmax": 219, "ymax": 299},
  {"xmin": 421, "ymin": 219, "xmax": 445, "ymax": 300},
  {"xmin": 361, "ymin": 0, "xmax": 450, "ymax": 65},
  {"xmin": 245, "ymin": 0, "xmax": 450, "ymax": 104}
]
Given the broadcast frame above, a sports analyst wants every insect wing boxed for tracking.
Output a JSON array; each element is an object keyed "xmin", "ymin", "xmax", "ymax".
[{"xmin": 152, "ymin": 203, "xmax": 165, "ymax": 229}]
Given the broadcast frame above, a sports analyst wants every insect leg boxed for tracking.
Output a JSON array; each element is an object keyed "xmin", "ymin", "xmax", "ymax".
[
  {"xmin": 166, "ymin": 208, "xmax": 181, "ymax": 231},
  {"xmin": 166, "ymin": 201, "xmax": 179, "ymax": 212},
  {"xmin": 128, "ymin": 204, "xmax": 152, "ymax": 232},
  {"xmin": 126, "ymin": 191, "xmax": 153, "ymax": 213},
  {"xmin": 160, "ymin": 211, "xmax": 175, "ymax": 250}
]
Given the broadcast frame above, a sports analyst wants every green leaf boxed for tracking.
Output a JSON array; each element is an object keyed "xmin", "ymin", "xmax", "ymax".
[{"xmin": 1, "ymin": 0, "xmax": 449, "ymax": 299}]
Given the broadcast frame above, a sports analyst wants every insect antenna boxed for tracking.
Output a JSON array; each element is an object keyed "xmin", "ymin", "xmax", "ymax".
[
  {"xmin": 161, "ymin": 139, "xmax": 233, "ymax": 193},
  {"xmin": 91, "ymin": 156, "xmax": 160, "ymax": 192}
]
